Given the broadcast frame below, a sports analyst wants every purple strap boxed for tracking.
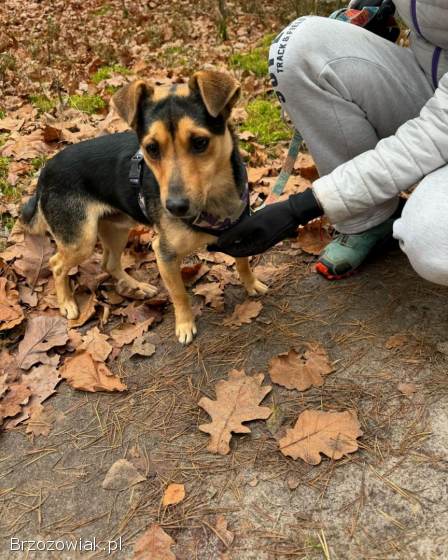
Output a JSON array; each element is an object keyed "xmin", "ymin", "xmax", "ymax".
[
  {"xmin": 432, "ymin": 47, "xmax": 442, "ymax": 88},
  {"xmin": 410, "ymin": 0, "xmax": 424, "ymax": 38}
]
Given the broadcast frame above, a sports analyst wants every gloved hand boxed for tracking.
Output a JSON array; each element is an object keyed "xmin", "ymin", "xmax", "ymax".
[
  {"xmin": 349, "ymin": 0, "xmax": 398, "ymax": 41},
  {"xmin": 208, "ymin": 188, "xmax": 323, "ymax": 258}
]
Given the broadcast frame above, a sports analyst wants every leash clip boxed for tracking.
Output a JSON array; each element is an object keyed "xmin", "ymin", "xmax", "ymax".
[{"xmin": 129, "ymin": 150, "xmax": 144, "ymax": 186}]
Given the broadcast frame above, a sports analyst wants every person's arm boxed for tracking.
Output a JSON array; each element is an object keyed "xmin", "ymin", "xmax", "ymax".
[{"xmin": 313, "ymin": 72, "xmax": 448, "ymax": 224}]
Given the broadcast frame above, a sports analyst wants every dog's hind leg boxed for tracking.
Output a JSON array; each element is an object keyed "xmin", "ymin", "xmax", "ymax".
[
  {"xmin": 234, "ymin": 257, "xmax": 268, "ymax": 296},
  {"xmin": 49, "ymin": 216, "xmax": 98, "ymax": 320},
  {"xmin": 98, "ymin": 217, "xmax": 158, "ymax": 299}
]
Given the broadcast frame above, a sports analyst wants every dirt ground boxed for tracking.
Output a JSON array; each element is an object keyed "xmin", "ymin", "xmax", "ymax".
[{"xmin": 1, "ymin": 241, "xmax": 448, "ymax": 560}]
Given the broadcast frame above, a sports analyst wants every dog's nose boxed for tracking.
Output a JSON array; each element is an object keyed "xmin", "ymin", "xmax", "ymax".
[{"xmin": 166, "ymin": 197, "xmax": 190, "ymax": 217}]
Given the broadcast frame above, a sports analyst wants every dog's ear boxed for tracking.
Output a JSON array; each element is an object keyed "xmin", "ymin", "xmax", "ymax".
[
  {"xmin": 189, "ymin": 71, "xmax": 240, "ymax": 118},
  {"xmin": 112, "ymin": 80, "xmax": 154, "ymax": 129}
]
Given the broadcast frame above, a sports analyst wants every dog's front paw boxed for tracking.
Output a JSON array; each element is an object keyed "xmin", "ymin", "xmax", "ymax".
[
  {"xmin": 116, "ymin": 278, "xmax": 158, "ymax": 300},
  {"xmin": 176, "ymin": 320, "xmax": 197, "ymax": 345},
  {"xmin": 60, "ymin": 299, "xmax": 79, "ymax": 320},
  {"xmin": 246, "ymin": 278, "xmax": 268, "ymax": 296}
]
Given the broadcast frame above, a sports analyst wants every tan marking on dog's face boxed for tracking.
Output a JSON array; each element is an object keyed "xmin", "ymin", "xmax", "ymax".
[{"xmin": 141, "ymin": 115, "xmax": 234, "ymax": 217}]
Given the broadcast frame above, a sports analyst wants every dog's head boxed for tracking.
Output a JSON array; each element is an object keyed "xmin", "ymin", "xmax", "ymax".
[{"xmin": 112, "ymin": 71, "xmax": 241, "ymax": 219}]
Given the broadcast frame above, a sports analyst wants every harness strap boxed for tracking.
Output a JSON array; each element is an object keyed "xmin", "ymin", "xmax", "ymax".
[{"xmin": 129, "ymin": 149, "xmax": 150, "ymax": 221}]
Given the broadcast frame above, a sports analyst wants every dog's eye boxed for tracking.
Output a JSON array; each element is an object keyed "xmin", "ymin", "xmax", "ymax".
[
  {"xmin": 146, "ymin": 142, "xmax": 160, "ymax": 159},
  {"xmin": 191, "ymin": 136, "xmax": 209, "ymax": 154}
]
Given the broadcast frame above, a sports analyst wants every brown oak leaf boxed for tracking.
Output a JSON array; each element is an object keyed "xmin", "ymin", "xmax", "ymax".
[
  {"xmin": 1, "ymin": 129, "xmax": 52, "ymax": 160},
  {"xmin": 61, "ymin": 351, "xmax": 127, "ymax": 392},
  {"xmin": 294, "ymin": 220, "xmax": 332, "ymax": 255},
  {"xmin": 269, "ymin": 345, "xmax": 333, "ymax": 392},
  {"xmin": 0, "ymin": 277, "xmax": 25, "ymax": 331},
  {"xmin": 16, "ymin": 316, "xmax": 68, "ymax": 370},
  {"xmin": 68, "ymin": 291, "xmax": 97, "ymax": 328},
  {"xmin": 224, "ymin": 300, "xmax": 262, "ymax": 327},
  {"xmin": 181, "ymin": 262, "xmax": 209, "ymax": 286},
  {"xmin": 0, "ymin": 383, "xmax": 31, "ymax": 422},
  {"xmin": 110, "ymin": 318, "xmax": 154, "ymax": 347},
  {"xmin": 199, "ymin": 369, "xmax": 272, "ymax": 455},
  {"xmin": 102, "ymin": 458, "xmax": 145, "ymax": 490},
  {"xmin": 134, "ymin": 524, "xmax": 176, "ymax": 560},
  {"xmin": 279, "ymin": 410, "xmax": 363, "ymax": 465},
  {"xmin": 25, "ymin": 404, "xmax": 64, "ymax": 437},
  {"xmin": 162, "ymin": 483, "xmax": 185, "ymax": 506},
  {"xmin": 79, "ymin": 327, "xmax": 112, "ymax": 362},
  {"xmin": 130, "ymin": 336, "xmax": 156, "ymax": 358},
  {"xmin": 12, "ymin": 233, "xmax": 53, "ymax": 287},
  {"xmin": 194, "ymin": 282, "xmax": 224, "ymax": 311}
]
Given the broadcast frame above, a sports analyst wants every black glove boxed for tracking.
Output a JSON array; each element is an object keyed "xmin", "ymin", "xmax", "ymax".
[
  {"xmin": 349, "ymin": 0, "xmax": 398, "ymax": 41},
  {"xmin": 208, "ymin": 189, "xmax": 323, "ymax": 258}
]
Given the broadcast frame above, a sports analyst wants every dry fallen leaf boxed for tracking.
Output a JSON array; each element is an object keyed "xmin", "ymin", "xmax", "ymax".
[
  {"xmin": 16, "ymin": 315, "xmax": 68, "ymax": 370},
  {"xmin": 269, "ymin": 345, "xmax": 334, "ymax": 392},
  {"xmin": 199, "ymin": 369, "xmax": 272, "ymax": 455},
  {"xmin": 253, "ymin": 263, "xmax": 289, "ymax": 285},
  {"xmin": 162, "ymin": 483, "xmax": 185, "ymax": 506},
  {"xmin": 68, "ymin": 291, "xmax": 97, "ymax": 328},
  {"xmin": 294, "ymin": 153, "xmax": 319, "ymax": 181},
  {"xmin": 130, "ymin": 336, "xmax": 156, "ymax": 358},
  {"xmin": 194, "ymin": 282, "xmax": 224, "ymax": 311},
  {"xmin": 247, "ymin": 166, "xmax": 269, "ymax": 184},
  {"xmin": 0, "ymin": 278, "xmax": 25, "ymax": 331},
  {"xmin": 25, "ymin": 403, "xmax": 64, "ymax": 437},
  {"xmin": 294, "ymin": 221, "xmax": 332, "ymax": 255},
  {"xmin": 12, "ymin": 233, "xmax": 53, "ymax": 287},
  {"xmin": 279, "ymin": 410, "xmax": 362, "ymax": 465},
  {"xmin": 215, "ymin": 515, "xmax": 234, "ymax": 548},
  {"xmin": 385, "ymin": 334, "xmax": 408, "ymax": 349},
  {"xmin": 110, "ymin": 318, "xmax": 154, "ymax": 347},
  {"xmin": 133, "ymin": 524, "xmax": 176, "ymax": 560},
  {"xmin": 397, "ymin": 382, "xmax": 417, "ymax": 396},
  {"xmin": 1, "ymin": 129, "xmax": 52, "ymax": 160},
  {"xmin": 181, "ymin": 262, "xmax": 209, "ymax": 286},
  {"xmin": 0, "ymin": 383, "xmax": 31, "ymax": 422},
  {"xmin": 224, "ymin": 300, "xmax": 262, "ymax": 327},
  {"xmin": 79, "ymin": 327, "xmax": 112, "ymax": 362},
  {"xmin": 102, "ymin": 458, "xmax": 146, "ymax": 490},
  {"xmin": 61, "ymin": 351, "xmax": 127, "ymax": 392}
]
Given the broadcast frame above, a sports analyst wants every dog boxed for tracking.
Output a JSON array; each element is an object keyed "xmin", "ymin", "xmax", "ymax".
[{"xmin": 21, "ymin": 71, "xmax": 267, "ymax": 344}]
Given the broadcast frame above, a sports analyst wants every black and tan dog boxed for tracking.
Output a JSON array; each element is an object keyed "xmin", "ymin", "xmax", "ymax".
[{"xmin": 21, "ymin": 71, "xmax": 267, "ymax": 344}]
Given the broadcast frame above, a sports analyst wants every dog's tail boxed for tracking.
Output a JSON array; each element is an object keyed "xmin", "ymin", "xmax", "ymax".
[{"xmin": 20, "ymin": 188, "xmax": 47, "ymax": 236}]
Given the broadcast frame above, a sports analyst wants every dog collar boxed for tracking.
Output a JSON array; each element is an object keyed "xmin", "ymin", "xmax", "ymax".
[{"xmin": 129, "ymin": 149, "xmax": 249, "ymax": 233}]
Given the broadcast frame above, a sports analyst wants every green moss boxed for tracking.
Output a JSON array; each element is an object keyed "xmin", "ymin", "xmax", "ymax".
[
  {"xmin": 229, "ymin": 33, "xmax": 275, "ymax": 77},
  {"xmin": 0, "ymin": 133, "xmax": 8, "ymax": 148},
  {"xmin": 0, "ymin": 156, "xmax": 9, "ymax": 178},
  {"xmin": 29, "ymin": 94, "xmax": 55, "ymax": 113},
  {"xmin": 68, "ymin": 94, "xmax": 106, "ymax": 114},
  {"xmin": 92, "ymin": 4, "xmax": 112, "ymax": 16},
  {"xmin": 91, "ymin": 64, "xmax": 130, "ymax": 84},
  {"xmin": 0, "ymin": 109, "xmax": 5, "ymax": 119},
  {"xmin": 240, "ymin": 97, "xmax": 290, "ymax": 145},
  {"xmin": 31, "ymin": 156, "xmax": 47, "ymax": 171}
]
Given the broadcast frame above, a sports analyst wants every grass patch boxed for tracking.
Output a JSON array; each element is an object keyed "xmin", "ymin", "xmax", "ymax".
[
  {"xmin": 31, "ymin": 156, "xmax": 47, "ymax": 172},
  {"xmin": 229, "ymin": 33, "xmax": 275, "ymax": 77},
  {"xmin": 29, "ymin": 94, "xmax": 55, "ymax": 113},
  {"xmin": 240, "ymin": 97, "xmax": 290, "ymax": 145},
  {"xmin": 0, "ymin": 156, "xmax": 20, "ymax": 202},
  {"xmin": 160, "ymin": 46, "xmax": 189, "ymax": 67},
  {"xmin": 91, "ymin": 64, "xmax": 130, "ymax": 84},
  {"xmin": 68, "ymin": 94, "xmax": 106, "ymax": 114},
  {"xmin": 92, "ymin": 4, "xmax": 112, "ymax": 16}
]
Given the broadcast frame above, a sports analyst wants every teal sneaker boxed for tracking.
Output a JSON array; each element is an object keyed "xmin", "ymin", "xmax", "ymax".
[{"xmin": 316, "ymin": 217, "xmax": 395, "ymax": 280}]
